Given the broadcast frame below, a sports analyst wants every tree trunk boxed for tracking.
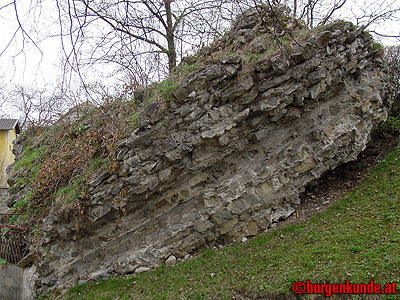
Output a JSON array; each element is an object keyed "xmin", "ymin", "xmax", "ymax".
[
  {"xmin": 164, "ymin": 0, "xmax": 177, "ymax": 73},
  {"xmin": 293, "ymin": 0, "xmax": 297, "ymax": 17}
]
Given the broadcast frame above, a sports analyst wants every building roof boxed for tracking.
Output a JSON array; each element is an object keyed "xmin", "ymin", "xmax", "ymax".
[{"xmin": 0, "ymin": 119, "xmax": 21, "ymax": 134}]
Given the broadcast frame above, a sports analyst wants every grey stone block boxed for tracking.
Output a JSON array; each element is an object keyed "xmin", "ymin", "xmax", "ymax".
[{"xmin": 0, "ymin": 286, "xmax": 17, "ymax": 300}]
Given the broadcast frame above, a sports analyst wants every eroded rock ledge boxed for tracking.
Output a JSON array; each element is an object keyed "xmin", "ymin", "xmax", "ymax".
[{"xmin": 20, "ymin": 5, "xmax": 391, "ymax": 295}]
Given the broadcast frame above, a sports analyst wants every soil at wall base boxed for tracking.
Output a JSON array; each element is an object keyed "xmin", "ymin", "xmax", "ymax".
[{"xmin": 276, "ymin": 131, "xmax": 399, "ymax": 231}]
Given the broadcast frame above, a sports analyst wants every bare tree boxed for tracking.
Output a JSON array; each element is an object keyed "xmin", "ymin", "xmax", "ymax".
[
  {"xmin": 0, "ymin": 77, "xmax": 8, "ymax": 118},
  {"xmin": 352, "ymin": 0, "xmax": 400, "ymax": 39},
  {"xmin": 0, "ymin": 1, "xmax": 40, "ymax": 55},
  {"xmin": 289, "ymin": 0, "xmax": 348, "ymax": 28},
  {"xmin": 53, "ymin": 0, "xmax": 252, "ymax": 81},
  {"xmin": 385, "ymin": 45, "xmax": 400, "ymax": 101},
  {"xmin": 0, "ymin": 0, "xmax": 399, "ymax": 109},
  {"xmin": 9, "ymin": 85, "xmax": 66, "ymax": 128},
  {"xmin": 289, "ymin": 0, "xmax": 400, "ymax": 34}
]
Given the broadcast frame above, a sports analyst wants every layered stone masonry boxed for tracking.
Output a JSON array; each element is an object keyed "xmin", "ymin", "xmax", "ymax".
[{"xmin": 17, "ymin": 7, "xmax": 391, "ymax": 295}]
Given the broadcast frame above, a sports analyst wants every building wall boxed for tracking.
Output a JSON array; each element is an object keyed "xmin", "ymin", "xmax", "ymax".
[
  {"xmin": 0, "ymin": 264, "xmax": 23, "ymax": 300},
  {"xmin": 0, "ymin": 129, "xmax": 16, "ymax": 188},
  {"xmin": 0, "ymin": 264, "xmax": 34, "ymax": 300}
]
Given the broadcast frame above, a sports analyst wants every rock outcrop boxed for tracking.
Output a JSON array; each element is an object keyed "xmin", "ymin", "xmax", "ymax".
[{"xmin": 11, "ymin": 5, "xmax": 392, "ymax": 296}]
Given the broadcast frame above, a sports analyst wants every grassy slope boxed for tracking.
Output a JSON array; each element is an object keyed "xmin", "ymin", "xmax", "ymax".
[{"xmin": 42, "ymin": 143, "xmax": 400, "ymax": 300}]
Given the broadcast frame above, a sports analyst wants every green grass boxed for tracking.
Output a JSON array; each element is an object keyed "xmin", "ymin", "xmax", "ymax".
[
  {"xmin": 9, "ymin": 191, "xmax": 33, "ymax": 224},
  {"xmin": 40, "ymin": 143, "xmax": 400, "ymax": 300},
  {"xmin": 54, "ymin": 176, "xmax": 87, "ymax": 204},
  {"xmin": 13, "ymin": 147, "xmax": 44, "ymax": 170},
  {"xmin": 129, "ymin": 113, "xmax": 139, "ymax": 127},
  {"xmin": 382, "ymin": 116, "xmax": 400, "ymax": 131},
  {"xmin": 88, "ymin": 157, "xmax": 107, "ymax": 173},
  {"xmin": 151, "ymin": 78, "xmax": 178, "ymax": 102},
  {"xmin": 182, "ymin": 64, "xmax": 198, "ymax": 74},
  {"xmin": 0, "ymin": 258, "xmax": 8, "ymax": 266},
  {"xmin": 373, "ymin": 42, "xmax": 384, "ymax": 52}
]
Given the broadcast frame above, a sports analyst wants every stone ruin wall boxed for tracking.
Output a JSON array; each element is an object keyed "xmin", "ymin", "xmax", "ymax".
[{"xmin": 7, "ymin": 6, "xmax": 391, "ymax": 296}]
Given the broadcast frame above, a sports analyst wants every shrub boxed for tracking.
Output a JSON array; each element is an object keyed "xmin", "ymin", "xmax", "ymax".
[
  {"xmin": 9, "ymin": 98, "xmax": 138, "ymax": 227},
  {"xmin": 155, "ymin": 78, "xmax": 178, "ymax": 102},
  {"xmin": 381, "ymin": 45, "xmax": 400, "ymax": 136}
]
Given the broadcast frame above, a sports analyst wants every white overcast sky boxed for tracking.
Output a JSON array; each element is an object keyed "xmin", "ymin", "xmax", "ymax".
[{"xmin": 0, "ymin": 0, "xmax": 399, "ymax": 119}]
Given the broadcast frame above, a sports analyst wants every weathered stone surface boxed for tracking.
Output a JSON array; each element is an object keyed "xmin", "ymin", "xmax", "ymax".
[
  {"xmin": 90, "ymin": 268, "xmax": 112, "ymax": 281},
  {"xmin": 88, "ymin": 171, "xmax": 110, "ymax": 188},
  {"xmin": 13, "ymin": 5, "xmax": 392, "ymax": 297},
  {"xmin": 165, "ymin": 255, "xmax": 177, "ymax": 266},
  {"xmin": 0, "ymin": 188, "xmax": 10, "ymax": 213},
  {"xmin": 135, "ymin": 267, "xmax": 150, "ymax": 274}
]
